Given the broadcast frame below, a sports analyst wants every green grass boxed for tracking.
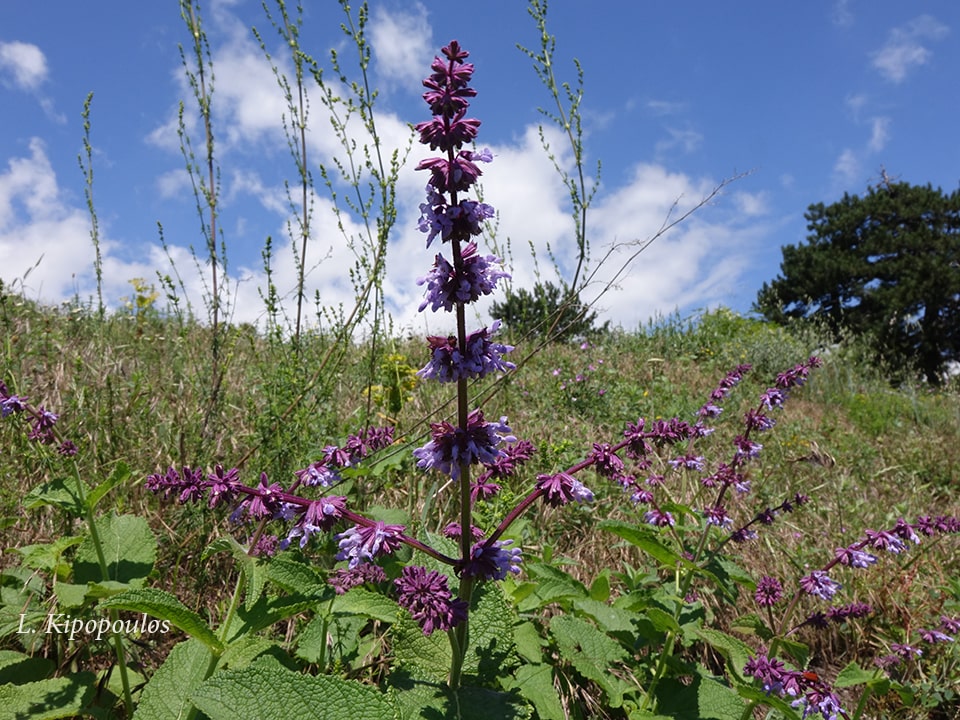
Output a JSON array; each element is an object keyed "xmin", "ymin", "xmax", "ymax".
[{"xmin": 2, "ymin": 296, "xmax": 959, "ymax": 717}]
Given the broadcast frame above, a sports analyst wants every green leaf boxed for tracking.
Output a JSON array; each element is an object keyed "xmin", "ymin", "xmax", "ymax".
[
  {"xmin": 265, "ymin": 555, "xmax": 330, "ymax": 598},
  {"xmin": 692, "ymin": 627, "xmax": 755, "ymax": 682},
  {"xmin": 589, "ymin": 571, "xmax": 610, "ymax": 601},
  {"xmin": 16, "ymin": 536, "xmax": 83, "ymax": 574},
  {"xmin": 0, "ymin": 671, "xmax": 95, "ymax": 719},
  {"xmin": 73, "ymin": 513, "xmax": 156, "ymax": 584},
  {"xmin": 644, "ymin": 606, "xmax": 680, "ymax": 634},
  {"xmin": 0, "ymin": 650, "xmax": 54, "ymax": 684},
  {"xmin": 133, "ymin": 637, "xmax": 216, "ymax": 720},
  {"xmin": 657, "ymin": 676, "xmax": 745, "ymax": 720},
  {"xmin": 100, "ymin": 587, "xmax": 223, "ymax": 653},
  {"xmin": 729, "ymin": 612, "xmax": 774, "ymax": 641},
  {"xmin": 572, "ymin": 597, "xmax": 637, "ymax": 633},
  {"xmin": 507, "ymin": 664, "xmax": 564, "ymax": 720},
  {"xmin": 550, "ymin": 615, "xmax": 629, "ymax": 707},
  {"xmin": 512, "ymin": 621, "xmax": 545, "ymax": 664},
  {"xmin": 23, "ymin": 477, "xmax": 84, "ymax": 515},
  {"xmin": 598, "ymin": 520, "xmax": 683, "ymax": 566},
  {"xmin": 232, "ymin": 593, "xmax": 316, "ymax": 639},
  {"xmin": 834, "ymin": 659, "xmax": 879, "ymax": 688},
  {"xmin": 332, "ymin": 587, "xmax": 402, "ymax": 624},
  {"xmin": 191, "ymin": 655, "xmax": 398, "ymax": 720},
  {"xmin": 85, "ymin": 461, "xmax": 131, "ymax": 512},
  {"xmin": 53, "ymin": 582, "xmax": 88, "ymax": 608}
]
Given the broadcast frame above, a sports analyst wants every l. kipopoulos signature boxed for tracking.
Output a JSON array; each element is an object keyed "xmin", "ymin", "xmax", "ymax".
[{"xmin": 16, "ymin": 612, "xmax": 171, "ymax": 642}]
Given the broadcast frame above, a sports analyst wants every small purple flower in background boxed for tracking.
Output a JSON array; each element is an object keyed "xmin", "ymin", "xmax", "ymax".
[
  {"xmin": 941, "ymin": 615, "xmax": 960, "ymax": 634},
  {"xmin": 335, "ymin": 521, "xmax": 406, "ymax": 569},
  {"xmin": 755, "ymin": 575, "xmax": 784, "ymax": 607},
  {"xmin": 703, "ymin": 504, "xmax": 732, "ymax": 528},
  {"xmin": 57, "ymin": 440, "xmax": 78, "ymax": 457},
  {"xmin": 918, "ymin": 627, "xmax": 955, "ymax": 644},
  {"xmin": 799, "ymin": 570, "xmax": 842, "ymax": 601},
  {"xmin": 644, "ymin": 508, "xmax": 675, "ymax": 527},
  {"xmin": 890, "ymin": 642, "xmax": 923, "ymax": 659},
  {"xmin": 669, "ymin": 454, "xmax": 705, "ymax": 471},
  {"xmin": 394, "ymin": 565, "xmax": 468, "ymax": 635}
]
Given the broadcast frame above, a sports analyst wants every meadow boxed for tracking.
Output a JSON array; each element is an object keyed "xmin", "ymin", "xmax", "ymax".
[{"xmin": 1, "ymin": 2, "xmax": 959, "ymax": 718}]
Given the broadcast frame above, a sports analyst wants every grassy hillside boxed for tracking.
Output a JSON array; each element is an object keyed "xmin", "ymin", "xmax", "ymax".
[{"xmin": 2, "ymin": 294, "xmax": 959, "ymax": 717}]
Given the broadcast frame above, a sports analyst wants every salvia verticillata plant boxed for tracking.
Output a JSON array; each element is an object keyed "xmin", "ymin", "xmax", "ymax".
[{"xmin": 5, "ymin": 15, "xmax": 960, "ymax": 719}]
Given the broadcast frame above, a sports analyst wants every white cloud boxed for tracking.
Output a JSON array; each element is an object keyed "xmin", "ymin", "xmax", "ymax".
[
  {"xmin": 867, "ymin": 116, "xmax": 891, "ymax": 152},
  {"xmin": 833, "ymin": 148, "xmax": 860, "ymax": 186},
  {"xmin": 369, "ymin": 3, "xmax": 432, "ymax": 88},
  {"xmin": 655, "ymin": 126, "xmax": 704, "ymax": 157},
  {"xmin": 0, "ymin": 41, "xmax": 48, "ymax": 90},
  {"xmin": 871, "ymin": 15, "xmax": 949, "ymax": 83},
  {"xmin": 831, "ymin": 0, "xmax": 853, "ymax": 28},
  {"xmin": 646, "ymin": 99, "xmax": 687, "ymax": 116},
  {"xmin": 0, "ymin": 139, "xmax": 100, "ymax": 299}
]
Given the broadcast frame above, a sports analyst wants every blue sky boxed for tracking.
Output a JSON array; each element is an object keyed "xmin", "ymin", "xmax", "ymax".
[{"xmin": 1, "ymin": 1, "xmax": 957, "ymax": 335}]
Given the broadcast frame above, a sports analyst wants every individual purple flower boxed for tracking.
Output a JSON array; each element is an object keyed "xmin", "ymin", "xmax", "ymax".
[
  {"xmin": 535, "ymin": 472, "xmax": 593, "ymax": 507},
  {"xmin": 799, "ymin": 570, "xmax": 842, "ymax": 601},
  {"xmin": 588, "ymin": 443, "xmax": 624, "ymax": 478},
  {"xmin": 919, "ymin": 628, "xmax": 955, "ymax": 644},
  {"xmin": 335, "ymin": 521, "xmax": 406, "ymax": 569},
  {"xmin": 206, "ymin": 464, "xmax": 240, "ymax": 509},
  {"xmin": 890, "ymin": 642, "xmax": 922, "ymax": 659},
  {"xmin": 461, "ymin": 539, "xmax": 522, "ymax": 580},
  {"xmin": 415, "ymin": 112, "xmax": 481, "ymax": 153},
  {"xmin": 669, "ymin": 454, "xmax": 705, "ymax": 471},
  {"xmin": 57, "ymin": 440, "xmax": 79, "ymax": 457},
  {"xmin": 413, "ymin": 409, "xmax": 514, "ymax": 480},
  {"xmin": 941, "ymin": 615, "xmax": 960, "ymax": 634},
  {"xmin": 0, "ymin": 393, "xmax": 27, "ymax": 417},
  {"xmin": 295, "ymin": 460, "xmax": 338, "ymax": 488},
  {"xmin": 759, "ymin": 387, "xmax": 786, "ymax": 409},
  {"xmin": 834, "ymin": 545, "xmax": 878, "ymax": 569},
  {"xmin": 441, "ymin": 522, "xmax": 486, "ymax": 541},
  {"xmin": 825, "ymin": 602, "xmax": 873, "ymax": 623},
  {"xmin": 744, "ymin": 408, "xmax": 776, "ymax": 432},
  {"xmin": 864, "ymin": 528, "xmax": 907, "ymax": 554},
  {"xmin": 791, "ymin": 688, "xmax": 844, "ymax": 720},
  {"xmin": 743, "ymin": 654, "xmax": 786, "ymax": 694},
  {"xmin": 417, "ymin": 242, "xmax": 509, "ymax": 312},
  {"xmin": 703, "ymin": 504, "xmax": 732, "ymax": 528},
  {"xmin": 146, "ymin": 465, "xmax": 206, "ymax": 504},
  {"xmin": 230, "ymin": 472, "xmax": 283, "ymax": 522},
  {"xmin": 476, "ymin": 438, "xmax": 535, "ymax": 482},
  {"xmin": 644, "ymin": 508, "xmax": 675, "ymax": 527},
  {"xmin": 328, "ymin": 563, "xmax": 387, "ymax": 595},
  {"xmin": 891, "ymin": 517, "xmax": 920, "ymax": 545},
  {"xmin": 730, "ymin": 527, "xmax": 758, "ymax": 542},
  {"xmin": 755, "ymin": 575, "xmax": 784, "ymax": 607},
  {"xmin": 733, "ymin": 435, "xmax": 763, "ymax": 461},
  {"xmin": 394, "ymin": 565, "xmax": 468, "ymax": 635}
]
